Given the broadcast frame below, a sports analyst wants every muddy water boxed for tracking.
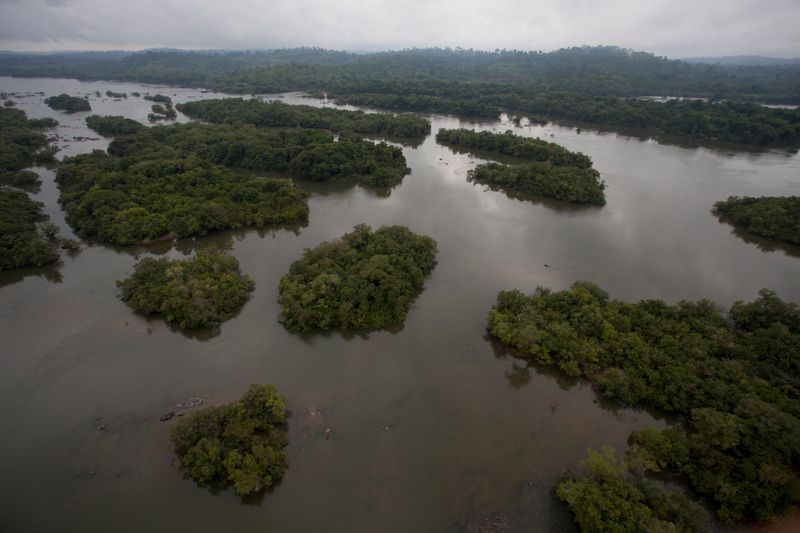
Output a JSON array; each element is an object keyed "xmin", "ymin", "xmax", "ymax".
[{"xmin": 0, "ymin": 77, "xmax": 798, "ymax": 532}]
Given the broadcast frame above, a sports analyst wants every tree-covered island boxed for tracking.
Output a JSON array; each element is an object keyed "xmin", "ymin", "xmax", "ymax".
[
  {"xmin": 170, "ymin": 383, "xmax": 288, "ymax": 496},
  {"xmin": 85, "ymin": 115, "xmax": 145, "ymax": 136},
  {"xmin": 1, "ymin": 107, "xmax": 58, "ymax": 188},
  {"xmin": 278, "ymin": 224, "xmax": 437, "ymax": 332},
  {"xmin": 117, "ymin": 248, "xmax": 255, "ymax": 330},
  {"xmin": 437, "ymin": 129, "xmax": 605, "ymax": 204},
  {"xmin": 44, "ymin": 93, "xmax": 91, "ymax": 112},
  {"xmin": 713, "ymin": 196, "xmax": 800, "ymax": 246},
  {"xmin": 0, "ymin": 188, "xmax": 60, "ymax": 270},
  {"xmin": 487, "ymin": 282, "xmax": 800, "ymax": 526}
]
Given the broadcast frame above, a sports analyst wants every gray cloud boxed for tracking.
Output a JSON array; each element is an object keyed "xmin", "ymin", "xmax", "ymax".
[{"xmin": 0, "ymin": 0, "xmax": 798, "ymax": 58}]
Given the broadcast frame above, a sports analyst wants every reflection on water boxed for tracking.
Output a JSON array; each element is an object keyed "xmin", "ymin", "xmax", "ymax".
[{"xmin": 0, "ymin": 76, "xmax": 798, "ymax": 532}]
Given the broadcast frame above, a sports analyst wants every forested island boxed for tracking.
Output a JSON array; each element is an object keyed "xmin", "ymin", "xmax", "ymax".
[
  {"xmin": 170, "ymin": 384, "xmax": 288, "ymax": 496},
  {"xmin": 487, "ymin": 282, "xmax": 800, "ymax": 525},
  {"xmin": 85, "ymin": 115, "xmax": 144, "ymax": 135},
  {"xmin": 436, "ymin": 128, "xmax": 605, "ymax": 204},
  {"xmin": 44, "ymin": 93, "xmax": 91, "ymax": 112},
  {"xmin": 0, "ymin": 188, "xmax": 60, "ymax": 270},
  {"xmin": 175, "ymin": 98, "xmax": 431, "ymax": 142},
  {"xmin": 278, "ymin": 224, "xmax": 437, "ymax": 332},
  {"xmin": 117, "ymin": 248, "xmax": 255, "ymax": 330},
  {"xmin": 56, "ymin": 150, "xmax": 308, "ymax": 245},
  {"xmin": 108, "ymin": 122, "xmax": 410, "ymax": 187},
  {"xmin": 4, "ymin": 47, "xmax": 800, "ymax": 147},
  {"xmin": 436, "ymin": 128, "xmax": 593, "ymax": 167},
  {"xmin": 713, "ymin": 196, "xmax": 800, "ymax": 246}
]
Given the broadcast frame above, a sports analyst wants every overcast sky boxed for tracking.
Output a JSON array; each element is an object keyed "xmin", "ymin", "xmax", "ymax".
[{"xmin": 0, "ymin": 0, "xmax": 798, "ymax": 58}]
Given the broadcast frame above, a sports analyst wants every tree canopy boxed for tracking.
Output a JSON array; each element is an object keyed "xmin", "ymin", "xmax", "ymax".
[
  {"xmin": 117, "ymin": 248, "xmax": 255, "ymax": 331},
  {"xmin": 0, "ymin": 188, "xmax": 60, "ymax": 271},
  {"xmin": 85, "ymin": 115, "xmax": 144, "ymax": 136},
  {"xmin": 713, "ymin": 196, "xmax": 800, "ymax": 246},
  {"xmin": 44, "ymin": 93, "xmax": 91, "ymax": 112},
  {"xmin": 487, "ymin": 282, "xmax": 800, "ymax": 524},
  {"xmin": 0, "ymin": 107, "xmax": 58, "ymax": 187},
  {"xmin": 170, "ymin": 383, "xmax": 288, "ymax": 496},
  {"xmin": 279, "ymin": 224, "xmax": 437, "ymax": 332},
  {"xmin": 468, "ymin": 162, "xmax": 605, "ymax": 205}
]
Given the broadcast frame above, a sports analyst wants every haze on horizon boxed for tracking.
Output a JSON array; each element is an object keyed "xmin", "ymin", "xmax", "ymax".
[{"xmin": 0, "ymin": 0, "xmax": 798, "ymax": 59}]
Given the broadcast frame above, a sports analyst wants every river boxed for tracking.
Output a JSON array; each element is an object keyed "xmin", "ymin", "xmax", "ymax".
[{"xmin": 1, "ymin": 76, "xmax": 798, "ymax": 532}]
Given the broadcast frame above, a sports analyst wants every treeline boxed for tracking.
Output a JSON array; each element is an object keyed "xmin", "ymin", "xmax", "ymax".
[
  {"xmin": 713, "ymin": 196, "xmax": 800, "ymax": 246},
  {"xmin": 487, "ymin": 282, "xmax": 800, "ymax": 524},
  {"xmin": 175, "ymin": 98, "xmax": 431, "ymax": 141},
  {"xmin": 44, "ymin": 93, "xmax": 91, "ymax": 112},
  {"xmin": 436, "ymin": 128, "xmax": 592, "ymax": 167},
  {"xmin": 118, "ymin": 248, "xmax": 255, "ymax": 330},
  {"xmin": 56, "ymin": 151, "xmax": 308, "ymax": 245},
  {"xmin": 0, "ymin": 188, "xmax": 60, "ymax": 270},
  {"xmin": 279, "ymin": 224, "xmax": 437, "ymax": 332},
  {"xmin": 85, "ymin": 115, "xmax": 144, "ymax": 135},
  {"xmin": 107, "ymin": 122, "xmax": 410, "ymax": 187}
]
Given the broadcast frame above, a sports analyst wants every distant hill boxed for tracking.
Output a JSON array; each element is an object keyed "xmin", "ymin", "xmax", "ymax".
[{"xmin": 684, "ymin": 55, "xmax": 800, "ymax": 66}]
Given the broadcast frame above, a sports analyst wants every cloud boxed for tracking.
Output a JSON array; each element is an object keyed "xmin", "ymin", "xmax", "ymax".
[{"xmin": 0, "ymin": 0, "xmax": 798, "ymax": 57}]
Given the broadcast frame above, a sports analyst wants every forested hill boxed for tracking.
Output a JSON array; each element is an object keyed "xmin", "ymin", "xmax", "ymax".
[{"xmin": 1, "ymin": 46, "xmax": 799, "ymax": 103}]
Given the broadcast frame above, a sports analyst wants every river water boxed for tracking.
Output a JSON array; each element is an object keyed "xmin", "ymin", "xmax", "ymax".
[{"xmin": 1, "ymin": 77, "xmax": 798, "ymax": 532}]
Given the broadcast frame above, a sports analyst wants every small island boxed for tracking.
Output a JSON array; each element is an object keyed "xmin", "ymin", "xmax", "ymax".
[
  {"xmin": 176, "ymin": 98, "xmax": 431, "ymax": 141},
  {"xmin": 487, "ymin": 282, "xmax": 800, "ymax": 524},
  {"xmin": 105, "ymin": 90, "xmax": 127, "ymax": 98},
  {"xmin": 44, "ymin": 93, "xmax": 91, "ymax": 112},
  {"xmin": 85, "ymin": 115, "xmax": 144, "ymax": 136},
  {"xmin": 713, "ymin": 195, "xmax": 800, "ymax": 246},
  {"xmin": 170, "ymin": 384, "xmax": 288, "ymax": 496},
  {"xmin": 1, "ymin": 107, "xmax": 58, "ymax": 188},
  {"xmin": 279, "ymin": 224, "xmax": 437, "ymax": 332},
  {"xmin": 436, "ymin": 128, "xmax": 593, "ymax": 168},
  {"xmin": 468, "ymin": 162, "xmax": 606, "ymax": 205},
  {"xmin": 117, "ymin": 248, "xmax": 255, "ymax": 330},
  {"xmin": 437, "ymin": 128, "xmax": 606, "ymax": 205}
]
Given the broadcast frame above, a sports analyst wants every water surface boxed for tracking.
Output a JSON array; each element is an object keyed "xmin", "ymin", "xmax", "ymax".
[{"xmin": 1, "ymin": 77, "xmax": 798, "ymax": 532}]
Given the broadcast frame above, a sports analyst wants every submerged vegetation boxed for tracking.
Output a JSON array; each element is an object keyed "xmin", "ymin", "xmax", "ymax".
[
  {"xmin": 0, "ymin": 188, "xmax": 60, "ymax": 270},
  {"xmin": 85, "ymin": 115, "xmax": 144, "ymax": 135},
  {"xmin": 44, "ymin": 93, "xmax": 91, "ymax": 112},
  {"xmin": 713, "ymin": 196, "xmax": 800, "ymax": 246},
  {"xmin": 56, "ymin": 150, "xmax": 308, "ymax": 245},
  {"xmin": 436, "ymin": 128, "xmax": 592, "ymax": 168},
  {"xmin": 170, "ymin": 383, "xmax": 288, "ymax": 496},
  {"xmin": 488, "ymin": 282, "xmax": 800, "ymax": 524},
  {"xmin": 1, "ymin": 107, "xmax": 57, "ymax": 184},
  {"xmin": 117, "ymin": 248, "xmax": 255, "ymax": 330},
  {"xmin": 175, "ymin": 98, "xmax": 431, "ymax": 141},
  {"xmin": 279, "ymin": 224, "xmax": 437, "ymax": 332}
]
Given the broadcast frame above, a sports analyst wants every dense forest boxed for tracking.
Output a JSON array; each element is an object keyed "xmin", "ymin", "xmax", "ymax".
[
  {"xmin": 0, "ymin": 188, "xmax": 60, "ymax": 271},
  {"xmin": 278, "ymin": 224, "xmax": 437, "ymax": 332},
  {"xmin": 170, "ymin": 383, "xmax": 288, "ymax": 496},
  {"xmin": 436, "ymin": 128, "xmax": 593, "ymax": 167},
  {"xmin": 3, "ymin": 47, "xmax": 800, "ymax": 146},
  {"xmin": 176, "ymin": 98, "xmax": 431, "ymax": 142},
  {"xmin": 117, "ymin": 248, "xmax": 255, "ymax": 330},
  {"xmin": 713, "ymin": 196, "xmax": 800, "ymax": 246},
  {"xmin": 85, "ymin": 115, "xmax": 144, "ymax": 135},
  {"xmin": 56, "ymin": 150, "xmax": 308, "ymax": 245},
  {"xmin": 44, "ymin": 93, "xmax": 91, "ymax": 112},
  {"xmin": 487, "ymin": 282, "xmax": 800, "ymax": 524},
  {"xmin": 468, "ymin": 162, "xmax": 606, "ymax": 205},
  {"xmin": 107, "ymin": 122, "xmax": 410, "ymax": 187}
]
